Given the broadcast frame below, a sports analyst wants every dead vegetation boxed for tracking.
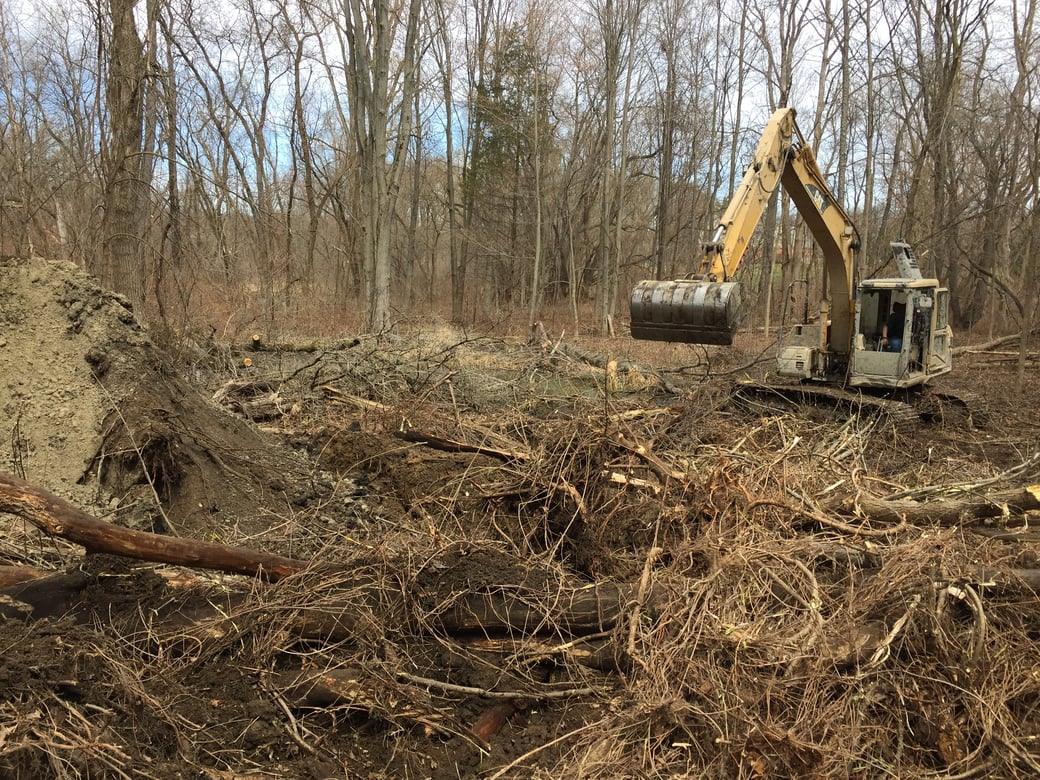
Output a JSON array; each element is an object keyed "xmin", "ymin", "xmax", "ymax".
[{"xmin": 2, "ymin": 259, "xmax": 1040, "ymax": 778}]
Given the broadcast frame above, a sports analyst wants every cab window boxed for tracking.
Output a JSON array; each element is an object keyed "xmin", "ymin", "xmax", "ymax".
[{"xmin": 936, "ymin": 290, "xmax": 949, "ymax": 330}]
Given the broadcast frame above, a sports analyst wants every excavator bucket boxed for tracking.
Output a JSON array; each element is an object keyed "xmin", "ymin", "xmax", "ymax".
[{"xmin": 629, "ymin": 279, "xmax": 744, "ymax": 346}]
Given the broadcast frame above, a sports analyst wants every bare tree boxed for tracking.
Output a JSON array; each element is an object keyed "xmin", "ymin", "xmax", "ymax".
[
  {"xmin": 299, "ymin": 0, "xmax": 365, "ymax": 308},
  {"xmin": 1010, "ymin": 0, "xmax": 1039, "ymax": 394},
  {"xmin": 857, "ymin": 0, "xmax": 883, "ymax": 265},
  {"xmin": 592, "ymin": 0, "xmax": 645, "ymax": 336},
  {"xmin": 524, "ymin": 3, "xmax": 555, "ymax": 330},
  {"xmin": 890, "ymin": 0, "xmax": 989, "ymax": 324},
  {"xmin": 456, "ymin": 0, "xmax": 503, "ymax": 323},
  {"xmin": 593, "ymin": 0, "xmax": 620, "ymax": 336},
  {"xmin": 98, "ymin": 0, "xmax": 158, "ymax": 313},
  {"xmin": 649, "ymin": 0, "xmax": 701, "ymax": 282},
  {"xmin": 0, "ymin": 1, "xmax": 52, "ymax": 256},
  {"xmin": 427, "ymin": 0, "xmax": 463, "ymax": 321},
  {"xmin": 338, "ymin": 0, "xmax": 423, "ymax": 333},
  {"xmin": 750, "ymin": 0, "xmax": 813, "ymax": 332},
  {"xmin": 1, "ymin": 0, "xmax": 1037, "ymax": 351},
  {"xmin": 166, "ymin": 0, "xmax": 297, "ymax": 330},
  {"xmin": 278, "ymin": 0, "xmax": 322, "ymax": 294}
]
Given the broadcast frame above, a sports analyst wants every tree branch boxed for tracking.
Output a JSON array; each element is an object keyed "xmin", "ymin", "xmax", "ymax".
[{"xmin": 0, "ymin": 471, "xmax": 309, "ymax": 581}]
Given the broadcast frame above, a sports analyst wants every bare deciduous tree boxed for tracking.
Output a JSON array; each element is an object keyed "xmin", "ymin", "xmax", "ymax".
[
  {"xmin": 339, "ymin": 0, "xmax": 423, "ymax": 333},
  {"xmin": 0, "ymin": 0, "xmax": 1037, "ymax": 347},
  {"xmin": 98, "ymin": 0, "xmax": 157, "ymax": 313}
]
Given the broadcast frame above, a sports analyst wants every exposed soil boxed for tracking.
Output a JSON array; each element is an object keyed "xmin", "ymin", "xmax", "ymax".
[{"xmin": 2, "ymin": 255, "xmax": 1040, "ymax": 779}]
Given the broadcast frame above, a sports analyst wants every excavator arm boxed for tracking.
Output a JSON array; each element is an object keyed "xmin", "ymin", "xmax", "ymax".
[
  {"xmin": 631, "ymin": 107, "xmax": 860, "ymax": 353},
  {"xmin": 700, "ymin": 108, "xmax": 798, "ymax": 280}
]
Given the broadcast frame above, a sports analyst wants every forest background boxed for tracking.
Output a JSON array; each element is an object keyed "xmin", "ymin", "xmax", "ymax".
[{"xmin": 1, "ymin": 0, "xmax": 1037, "ymax": 349}]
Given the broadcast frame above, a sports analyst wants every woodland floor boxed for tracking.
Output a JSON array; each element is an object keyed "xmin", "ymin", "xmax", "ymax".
[{"xmin": 2, "ymin": 256, "xmax": 1040, "ymax": 779}]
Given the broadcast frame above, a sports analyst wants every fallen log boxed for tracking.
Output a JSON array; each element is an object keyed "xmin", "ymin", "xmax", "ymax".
[
  {"xmin": 952, "ymin": 332, "xmax": 1038, "ymax": 355},
  {"xmin": 611, "ymin": 431, "xmax": 686, "ymax": 482},
  {"xmin": 825, "ymin": 485, "xmax": 1040, "ymax": 526},
  {"xmin": 212, "ymin": 377, "xmax": 290, "ymax": 421},
  {"xmin": 247, "ymin": 334, "xmax": 361, "ymax": 353},
  {"xmin": 0, "ymin": 568, "xmax": 92, "ymax": 619},
  {"xmin": 272, "ymin": 666, "xmax": 587, "ymax": 744},
  {"xmin": 0, "ymin": 471, "xmax": 311, "ymax": 580},
  {"xmin": 436, "ymin": 582, "xmax": 663, "ymax": 635},
  {"xmin": 271, "ymin": 667, "xmax": 457, "ymax": 742},
  {"xmin": 0, "ymin": 472, "xmax": 653, "ymax": 643},
  {"xmin": 990, "ymin": 569, "xmax": 1040, "ymax": 593},
  {"xmin": 0, "ymin": 564, "xmax": 48, "ymax": 587},
  {"xmin": 393, "ymin": 429, "xmax": 530, "ymax": 462}
]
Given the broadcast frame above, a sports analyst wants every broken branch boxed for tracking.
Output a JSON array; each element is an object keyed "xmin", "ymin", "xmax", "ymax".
[{"xmin": 0, "ymin": 471, "xmax": 310, "ymax": 580}]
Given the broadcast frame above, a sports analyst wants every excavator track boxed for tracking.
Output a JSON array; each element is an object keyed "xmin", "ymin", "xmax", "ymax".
[
  {"xmin": 915, "ymin": 388, "xmax": 989, "ymax": 428},
  {"xmin": 730, "ymin": 380, "xmax": 986, "ymax": 428}
]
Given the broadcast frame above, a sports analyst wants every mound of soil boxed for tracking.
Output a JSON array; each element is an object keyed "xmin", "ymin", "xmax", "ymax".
[
  {"xmin": 1, "ymin": 258, "xmax": 121, "ymax": 507},
  {"xmin": 0, "ymin": 256, "xmax": 329, "ymax": 539}
]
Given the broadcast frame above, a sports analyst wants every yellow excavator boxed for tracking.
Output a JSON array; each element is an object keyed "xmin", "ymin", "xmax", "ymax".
[{"xmin": 630, "ymin": 107, "xmax": 953, "ymax": 391}]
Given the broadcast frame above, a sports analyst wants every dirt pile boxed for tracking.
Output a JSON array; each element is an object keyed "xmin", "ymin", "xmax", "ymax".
[
  {"xmin": 0, "ymin": 256, "xmax": 335, "ymax": 539},
  {"xmin": 0, "ymin": 257, "xmax": 131, "ymax": 507}
]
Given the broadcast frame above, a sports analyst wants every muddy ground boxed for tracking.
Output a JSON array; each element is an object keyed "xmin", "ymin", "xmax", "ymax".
[{"xmin": 2, "ymin": 256, "xmax": 1040, "ymax": 779}]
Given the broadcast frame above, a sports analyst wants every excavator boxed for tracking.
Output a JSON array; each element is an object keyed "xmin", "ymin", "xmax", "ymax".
[{"xmin": 630, "ymin": 107, "xmax": 953, "ymax": 392}]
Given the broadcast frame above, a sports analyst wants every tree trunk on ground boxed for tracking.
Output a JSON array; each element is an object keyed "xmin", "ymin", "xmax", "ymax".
[
  {"xmin": 824, "ymin": 485, "xmax": 1040, "ymax": 525},
  {"xmin": 0, "ymin": 470, "xmax": 655, "ymax": 637},
  {"xmin": 0, "ymin": 471, "xmax": 310, "ymax": 580}
]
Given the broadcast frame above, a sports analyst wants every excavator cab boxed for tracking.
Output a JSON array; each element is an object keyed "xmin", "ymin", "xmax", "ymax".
[{"xmin": 849, "ymin": 278, "xmax": 952, "ymax": 388}]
